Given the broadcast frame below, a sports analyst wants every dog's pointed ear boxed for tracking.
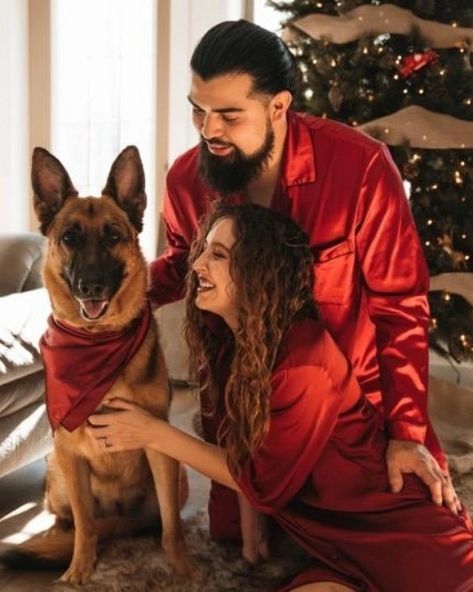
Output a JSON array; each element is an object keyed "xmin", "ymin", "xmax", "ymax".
[
  {"xmin": 32, "ymin": 147, "xmax": 78, "ymax": 235},
  {"xmin": 102, "ymin": 146, "xmax": 146, "ymax": 232}
]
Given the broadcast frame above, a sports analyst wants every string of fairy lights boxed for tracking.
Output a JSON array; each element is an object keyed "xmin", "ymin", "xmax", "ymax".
[
  {"xmin": 293, "ymin": 40, "xmax": 473, "ymax": 125},
  {"xmin": 271, "ymin": 0, "xmax": 473, "ymax": 361}
]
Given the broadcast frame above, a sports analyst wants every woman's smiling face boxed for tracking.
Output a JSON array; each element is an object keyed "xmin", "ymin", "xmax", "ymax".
[{"xmin": 192, "ymin": 216, "xmax": 238, "ymax": 330}]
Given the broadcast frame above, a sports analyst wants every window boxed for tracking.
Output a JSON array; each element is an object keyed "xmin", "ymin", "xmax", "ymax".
[
  {"xmin": 252, "ymin": 0, "xmax": 287, "ymax": 33},
  {"xmin": 51, "ymin": 0, "xmax": 157, "ymax": 258}
]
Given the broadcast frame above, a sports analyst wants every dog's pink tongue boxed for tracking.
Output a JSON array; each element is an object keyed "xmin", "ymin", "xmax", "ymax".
[{"xmin": 81, "ymin": 299, "xmax": 108, "ymax": 319}]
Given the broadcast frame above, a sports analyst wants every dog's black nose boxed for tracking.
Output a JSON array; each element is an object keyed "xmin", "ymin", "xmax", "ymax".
[{"xmin": 77, "ymin": 278, "xmax": 106, "ymax": 299}]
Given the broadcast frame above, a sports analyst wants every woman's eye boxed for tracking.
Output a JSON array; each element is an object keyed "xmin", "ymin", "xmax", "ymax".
[{"xmin": 212, "ymin": 251, "xmax": 225, "ymax": 259}]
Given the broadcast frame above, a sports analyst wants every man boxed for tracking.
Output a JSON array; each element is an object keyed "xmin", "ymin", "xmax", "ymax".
[{"xmin": 149, "ymin": 20, "xmax": 458, "ymax": 543}]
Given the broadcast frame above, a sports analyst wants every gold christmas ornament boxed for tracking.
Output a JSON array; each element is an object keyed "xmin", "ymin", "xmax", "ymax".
[{"xmin": 328, "ymin": 84, "xmax": 344, "ymax": 111}]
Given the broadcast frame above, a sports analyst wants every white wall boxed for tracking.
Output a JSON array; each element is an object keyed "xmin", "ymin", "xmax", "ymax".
[{"xmin": 0, "ymin": 0, "xmax": 29, "ymax": 234}]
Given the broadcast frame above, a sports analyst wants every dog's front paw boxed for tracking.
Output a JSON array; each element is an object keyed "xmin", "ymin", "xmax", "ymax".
[
  {"xmin": 172, "ymin": 555, "xmax": 204, "ymax": 581},
  {"xmin": 58, "ymin": 558, "xmax": 95, "ymax": 585},
  {"xmin": 163, "ymin": 531, "xmax": 202, "ymax": 580}
]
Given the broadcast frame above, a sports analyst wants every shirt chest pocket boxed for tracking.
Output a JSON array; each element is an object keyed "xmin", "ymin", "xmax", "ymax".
[{"xmin": 312, "ymin": 239, "xmax": 355, "ymax": 304}]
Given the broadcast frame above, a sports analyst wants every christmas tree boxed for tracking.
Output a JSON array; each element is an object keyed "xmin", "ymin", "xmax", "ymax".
[{"xmin": 269, "ymin": 0, "xmax": 473, "ymax": 362}]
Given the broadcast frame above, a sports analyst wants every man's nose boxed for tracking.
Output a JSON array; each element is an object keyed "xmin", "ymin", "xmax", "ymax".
[{"xmin": 201, "ymin": 113, "xmax": 222, "ymax": 139}]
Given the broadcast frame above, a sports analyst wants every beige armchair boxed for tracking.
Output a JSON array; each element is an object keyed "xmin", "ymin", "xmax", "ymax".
[{"xmin": 0, "ymin": 233, "xmax": 52, "ymax": 478}]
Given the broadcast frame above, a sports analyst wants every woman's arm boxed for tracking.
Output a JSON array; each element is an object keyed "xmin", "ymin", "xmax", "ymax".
[
  {"xmin": 238, "ymin": 492, "xmax": 270, "ymax": 563},
  {"xmin": 87, "ymin": 398, "xmax": 240, "ymax": 492}
]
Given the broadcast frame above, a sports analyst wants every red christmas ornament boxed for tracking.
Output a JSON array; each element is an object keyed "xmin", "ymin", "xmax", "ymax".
[{"xmin": 399, "ymin": 50, "xmax": 439, "ymax": 78}]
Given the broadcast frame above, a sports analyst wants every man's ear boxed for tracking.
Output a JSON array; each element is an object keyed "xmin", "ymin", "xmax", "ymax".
[
  {"xmin": 32, "ymin": 147, "xmax": 78, "ymax": 235},
  {"xmin": 269, "ymin": 90, "xmax": 293, "ymax": 122},
  {"xmin": 102, "ymin": 145, "xmax": 146, "ymax": 233}
]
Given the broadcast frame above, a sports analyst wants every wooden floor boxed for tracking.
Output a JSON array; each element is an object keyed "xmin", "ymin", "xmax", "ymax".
[{"xmin": 0, "ymin": 388, "xmax": 209, "ymax": 591}]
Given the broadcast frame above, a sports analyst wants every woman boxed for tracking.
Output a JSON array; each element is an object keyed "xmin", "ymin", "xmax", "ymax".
[{"xmin": 89, "ymin": 204, "xmax": 473, "ymax": 591}]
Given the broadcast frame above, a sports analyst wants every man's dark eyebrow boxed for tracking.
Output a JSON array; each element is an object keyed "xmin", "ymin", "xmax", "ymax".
[{"xmin": 187, "ymin": 96, "xmax": 244, "ymax": 114}]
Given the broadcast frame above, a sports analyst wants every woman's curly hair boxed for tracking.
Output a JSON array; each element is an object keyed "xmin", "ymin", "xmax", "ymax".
[{"xmin": 184, "ymin": 203, "xmax": 317, "ymax": 476}]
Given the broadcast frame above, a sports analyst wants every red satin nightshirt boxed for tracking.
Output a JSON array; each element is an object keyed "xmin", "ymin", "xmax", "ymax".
[
  {"xmin": 233, "ymin": 318, "xmax": 473, "ymax": 592},
  {"xmin": 150, "ymin": 110, "xmax": 432, "ymax": 446}
]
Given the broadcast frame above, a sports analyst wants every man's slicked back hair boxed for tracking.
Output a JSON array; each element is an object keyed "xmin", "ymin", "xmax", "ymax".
[{"xmin": 190, "ymin": 20, "xmax": 300, "ymax": 98}]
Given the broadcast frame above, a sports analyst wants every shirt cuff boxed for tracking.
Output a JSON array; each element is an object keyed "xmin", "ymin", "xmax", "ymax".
[{"xmin": 386, "ymin": 420, "xmax": 427, "ymax": 444}]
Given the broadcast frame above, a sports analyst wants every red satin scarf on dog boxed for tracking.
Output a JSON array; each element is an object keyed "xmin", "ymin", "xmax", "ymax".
[{"xmin": 40, "ymin": 302, "xmax": 152, "ymax": 432}]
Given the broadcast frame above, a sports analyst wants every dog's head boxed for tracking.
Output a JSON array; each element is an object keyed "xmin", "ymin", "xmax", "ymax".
[{"xmin": 32, "ymin": 146, "xmax": 148, "ymax": 331}]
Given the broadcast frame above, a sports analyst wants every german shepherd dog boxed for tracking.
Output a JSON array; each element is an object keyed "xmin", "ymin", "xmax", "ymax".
[{"xmin": 1, "ymin": 147, "xmax": 194, "ymax": 584}]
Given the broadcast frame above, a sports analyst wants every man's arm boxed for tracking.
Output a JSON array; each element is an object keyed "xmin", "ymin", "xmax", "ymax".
[
  {"xmin": 355, "ymin": 145, "xmax": 459, "ymax": 513},
  {"xmin": 356, "ymin": 144, "xmax": 430, "ymax": 442},
  {"xmin": 148, "ymin": 183, "xmax": 191, "ymax": 308}
]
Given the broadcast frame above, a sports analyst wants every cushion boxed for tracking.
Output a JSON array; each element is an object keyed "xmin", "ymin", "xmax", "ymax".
[
  {"xmin": 0, "ymin": 370, "xmax": 45, "ymax": 417},
  {"xmin": 0, "ymin": 288, "xmax": 51, "ymax": 387},
  {"xmin": 157, "ymin": 299, "xmax": 191, "ymax": 383},
  {"xmin": 0, "ymin": 233, "xmax": 44, "ymax": 296},
  {"xmin": 0, "ymin": 400, "xmax": 52, "ymax": 479}
]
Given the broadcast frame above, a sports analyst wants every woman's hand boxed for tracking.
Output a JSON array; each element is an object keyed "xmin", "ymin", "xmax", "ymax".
[
  {"xmin": 238, "ymin": 492, "xmax": 270, "ymax": 564},
  {"xmin": 87, "ymin": 398, "xmax": 161, "ymax": 452}
]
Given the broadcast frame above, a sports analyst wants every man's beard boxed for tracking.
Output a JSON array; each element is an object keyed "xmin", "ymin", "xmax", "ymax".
[{"xmin": 198, "ymin": 124, "xmax": 275, "ymax": 196}]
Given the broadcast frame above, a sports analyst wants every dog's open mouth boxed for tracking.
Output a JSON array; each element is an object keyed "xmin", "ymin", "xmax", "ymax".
[{"xmin": 79, "ymin": 299, "xmax": 110, "ymax": 320}]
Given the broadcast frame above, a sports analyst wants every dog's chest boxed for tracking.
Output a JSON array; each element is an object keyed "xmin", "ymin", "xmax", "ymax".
[{"xmin": 58, "ymin": 426, "xmax": 151, "ymax": 481}]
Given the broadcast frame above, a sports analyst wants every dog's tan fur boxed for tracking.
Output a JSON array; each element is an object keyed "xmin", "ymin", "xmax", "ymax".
[{"xmin": 14, "ymin": 146, "xmax": 194, "ymax": 584}]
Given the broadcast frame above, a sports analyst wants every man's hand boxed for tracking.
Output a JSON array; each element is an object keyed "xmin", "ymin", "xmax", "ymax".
[
  {"xmin": 386, "ymin": 439, "xmax": 461, "ymax": 514},
  {"xmin": 238, "ymin": 493, "xmax": 270, "ymax": 564}
]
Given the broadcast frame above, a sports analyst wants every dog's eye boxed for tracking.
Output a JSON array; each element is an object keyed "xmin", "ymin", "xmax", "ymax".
[
  {"xmin": 103, "ymin": 227, "xmax": 121, "ymax": 246},
  {"xmin": 61, "ymin": 230, "xmax": 80, "ymax": 247}
]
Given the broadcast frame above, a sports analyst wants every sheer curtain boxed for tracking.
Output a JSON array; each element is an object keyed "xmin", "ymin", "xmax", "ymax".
[
  {"xmin": 0, "ymin": 0, "xmax": 28, "ymax": 234},
  {"xmin": 51, "ymin": 0, "xmax": 157, "ymax": 259}
]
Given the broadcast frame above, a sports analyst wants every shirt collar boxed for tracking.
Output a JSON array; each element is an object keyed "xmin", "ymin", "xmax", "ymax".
[{"xmin": 281, "ymin": 111, "xmax": 317, "ymax": 187}]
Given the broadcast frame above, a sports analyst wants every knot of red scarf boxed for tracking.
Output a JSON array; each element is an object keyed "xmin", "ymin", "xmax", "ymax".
[{"xmin": 40, "ymin": 302, "xmax": 152, "ymax": 432}]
